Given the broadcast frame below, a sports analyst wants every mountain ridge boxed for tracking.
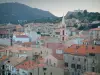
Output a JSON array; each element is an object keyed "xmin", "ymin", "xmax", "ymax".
[{"xmin": 0, "ymin": 2, "xmax": 57, "ymax": 24}]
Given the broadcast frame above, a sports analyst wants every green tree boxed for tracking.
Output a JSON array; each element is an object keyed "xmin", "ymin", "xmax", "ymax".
[
  {"xmin": 83, "ymin": 10, "xmax": 88, "ymax": 16},
  {"xmin": 74, "ymin": 24, "xmax": 78, "ymax": 28},
  {"xmin": 78, "ymin": 25, "xmax": 85, "ymax": 30},
  {"xmin": 77, "ymin": 12, "xmax": 83, "ymax": 20},
  {"xmin": 97, "ymin": 15, "xmax": 100, "ymax": 20}
]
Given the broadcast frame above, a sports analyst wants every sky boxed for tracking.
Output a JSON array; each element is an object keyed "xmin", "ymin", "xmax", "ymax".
[{"xmin": 0, "ymin": 0, "xmax": 100, "ymax": 17}]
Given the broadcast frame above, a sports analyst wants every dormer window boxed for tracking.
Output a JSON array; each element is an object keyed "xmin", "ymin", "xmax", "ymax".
[
  {"xmin": 41, "ymin": 51, "xmax": 42, "ymax": 54},
  {"xmin": 73, "ymin": 57, "xmax": 74, "ymax": 60}
]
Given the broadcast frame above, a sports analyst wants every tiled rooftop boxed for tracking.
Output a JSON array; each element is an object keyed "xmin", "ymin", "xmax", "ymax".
[
  {"xmin": 16, "ymin": 60, "xmax": 45, "ymax": 70},
  {"xmin": 7, "ymin": 45, "xmax": 32, "ymax": 52},
  {"xmin": 0, "ymin": 30, "xmax": 8, "ymax": 34},
  {"xmin": 90, "ymin": 28, "xmax": 100, "ymax": 31},
  {"xmin": 5, "ymin": 57, "xmax": 26, "ymax": 66},
  {"xmin": 64, "ymin": 44, "xmax": 100, "ymax": 55},
  {"xmin": 0, "ymin": 55, "xmax": 8, "ymax": 61},
  {"xmin": 43, "ymin": 43, "xmax": 66, "ymax": 53},
  {"xmin": 84, "ymin": 72, "xmax": 100, "ymax": 75},
  {"xmin": 13, "ymin": 32, "xmax": 25, "ymax": 35},
  {"xmin": 16, "ymin": 35, "xmax": 29, "ymax": 38},
  {"xmin": 52, "ymin": 54, "xmax": 63, "ymax": 60}
]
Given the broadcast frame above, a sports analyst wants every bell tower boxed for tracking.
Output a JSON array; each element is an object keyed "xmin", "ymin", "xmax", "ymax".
[{"xmin": 60, "ymin": 14, "xmax": 67, "ymax": 41}]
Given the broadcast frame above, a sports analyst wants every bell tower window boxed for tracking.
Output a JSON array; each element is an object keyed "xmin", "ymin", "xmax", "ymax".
[{"xmin": 63, "ymin": 30, "xmax": 64, "ymax": 35}]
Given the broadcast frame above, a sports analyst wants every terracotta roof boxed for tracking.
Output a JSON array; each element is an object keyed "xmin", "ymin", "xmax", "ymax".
[
  {"xmin": 0, "ymin": 45, "xmax": 7, "ymax": 52},
  {"xmin": 16, "ymin": 35, "xmax": 29, "ymax": 38},
  {"xmin": 84, "ymin": 72, "xmax": 100, "ymax": 75},
  {"xmin": 18, "ymin": 47, "xmax": 32, "ymax": 51},
  {"xmin": 90, "ymin": 28, "xmax": 100, "ymax": 31},
  {"xmin": 16, "ymin": 25, "xmax": 23, "ymax": 29},
  {"xmin": 43, "ymin": 43, "xmax": 66, "ymax": 54},
  {"xmin": 5, "ymin": 57, "xmax": 26, "ymax": 66},
  {"xmin": 0, "ymin": 55, "xmax": 8, "ymax": 61},
  {"xmin": 64, "ymin": 44, "xmax": 100, "ymax": 55},
  {"xmin": 0, "ymin": 30, "xmax": 8, "ymax": 34},
  {"xmin": 83, "ymin": 39, "xmax": 90, "ymax": 43},
  {"xmin": 23, "ymin": 42, "xmax": 32, "ymax": 46},
  {"xmin": 7, "ymin": 45, "xmax": 32, "ymax": 52},
  {"xmin": 32, "ymin": 41, "xmax": 37, "ymax": 45},
  {"xmin": 53, "ymin": 54, "xmax": 63, "ymax": 60},
  {"xmin": 13, "ymin": 32, "xmax": 25, "ymax": 35},
  {"xmin": 39, "ymin": 36, "xmax": 50, "ymax": 40},
  {"xmin": 37, "ymin": 57, "xmax": 45, "ymax": 64},
  {"xmin": 55, "ymin": 28, "xmax": 60, "ymax": 32},
  {"xmin": 0, "ymin": 49, "xmax": 5, "ymax": 52},
  {"xmin": 16, "ymin": 60, "xmax": 45, "ymax": 70}
]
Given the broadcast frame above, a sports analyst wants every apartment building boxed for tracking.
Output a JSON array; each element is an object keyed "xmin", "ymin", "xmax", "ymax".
[
  {"xmin": 64, "ymin": 44, "xmax": 100, "ymax": 75},
  {"xmin": 16, "ymin": 60, "xmax": 64, "ymax": 75}
]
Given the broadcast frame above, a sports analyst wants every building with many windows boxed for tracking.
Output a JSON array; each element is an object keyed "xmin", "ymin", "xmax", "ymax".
[{"xmin": 64, "ymin": 44, "xmax": 100, "ymax": 75}]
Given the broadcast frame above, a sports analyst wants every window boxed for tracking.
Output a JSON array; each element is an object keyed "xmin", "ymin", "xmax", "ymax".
[
  {"xmin": 89, "ymin": 53, "xmax": 95, "ymax": 56},
  {"xmin": 78, "ymin": 58, "xmax": 80, "ymax": 61},
  {"xmin": 46, "ymin": 59, "xmax": 48, "ymax": 64},
  {"xmin": 78, "ymin": 72, "xmax": 80, "ymax": 75},
  {"xmin": 50, "ymin": 72, "xmax": 52, "ymax": 75},
  {"xmin": 2, "ymin": 65, "xmax": 5, "ymax": 69},
  {"xmin": 8, "ymin": 73, "xmax": 11, "ymax": 75},
  {"xmin": 92, "ymin": 60, "xmax": 95, "ymax": 63},
  {"xmin": 41, "ymin": 51, "xmax": 42, "ymax": 54},
  {"xmin": 49, "ymin": 59, "xmax": 51, "ymax": 65},
  {"xmin": 65, "ymin": 62, "xmax": 68, "ymax": 67},
  {"xmin": 12, "ymin": 67, "xmax": 14, "ymax": 71},
  {"xmin": 30, "ymin": 72, "xmax": 32, "ymax": 75},
  {"xmin": 62, "ymin": 37, "xmax": 64, "ymax": 41},
  {"xmin": 55, "ymin": 32, "xmax": 60, "ymax": 35},
  {"xmin": 84, "ymin": 59, "xmax": 86, "ymax": 62},
  {"xmin": 72, "ymin": 57, "xmax": 74, "ymax": 60},
  {"xmin": 92, "ymin": 67, "xmax": 95, "ymax": 72},
  {"xmin": 43, "ymin": 68, "xmax": 47, "ymax": 71},
  {"xmin": 44, "ymin": 73, "xmax": 46, "ymax": 75},
  {"xmin": 71, "ymin": 64, "xmax": 75, "ymax": 68},
  {"xmin": 84, "ymin": 66, "xmax": 86, "ymax": 71},
  {"xmin": 54, "ymin": 63, "xmax": 56, "ymax": 66},
  {"xmin": 77, "ymin": 64, "xmax": 81, "ymax": 69},
  {"xmin": 63, "ymin": 30, "xmax": 64, "ymax": 35},
  {"xmin": 72, "ymin": 72, "xmax": 74, "ymax": 75}
]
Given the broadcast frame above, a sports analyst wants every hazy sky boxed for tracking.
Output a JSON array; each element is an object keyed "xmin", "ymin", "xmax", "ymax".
[{"xmin": 0, "ymin": 0, "xmax": 100, "ymax": 17}]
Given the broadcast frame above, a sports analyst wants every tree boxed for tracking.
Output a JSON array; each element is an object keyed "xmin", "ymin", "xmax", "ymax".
[
  {"xmin": 97, "ymin": 15, "xmax": 100, "ymax": 20},
  {"xmin": 77, "ymin": 12, "xmax": 83, "ymax": 20},
  {"xmin": 74, "ymin": 24, "xmax": 78, "ymax": 28},
  {"xmin": 69, "ymin": 14, "xmax": 75, "ymax": 19},
  {"xmin": 83, "ymin": 10, "xmax": 88, "ymax": 16},
  {"xmin": 78, "ymin": 25, "xmax": 85, "ymax": 30}
]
